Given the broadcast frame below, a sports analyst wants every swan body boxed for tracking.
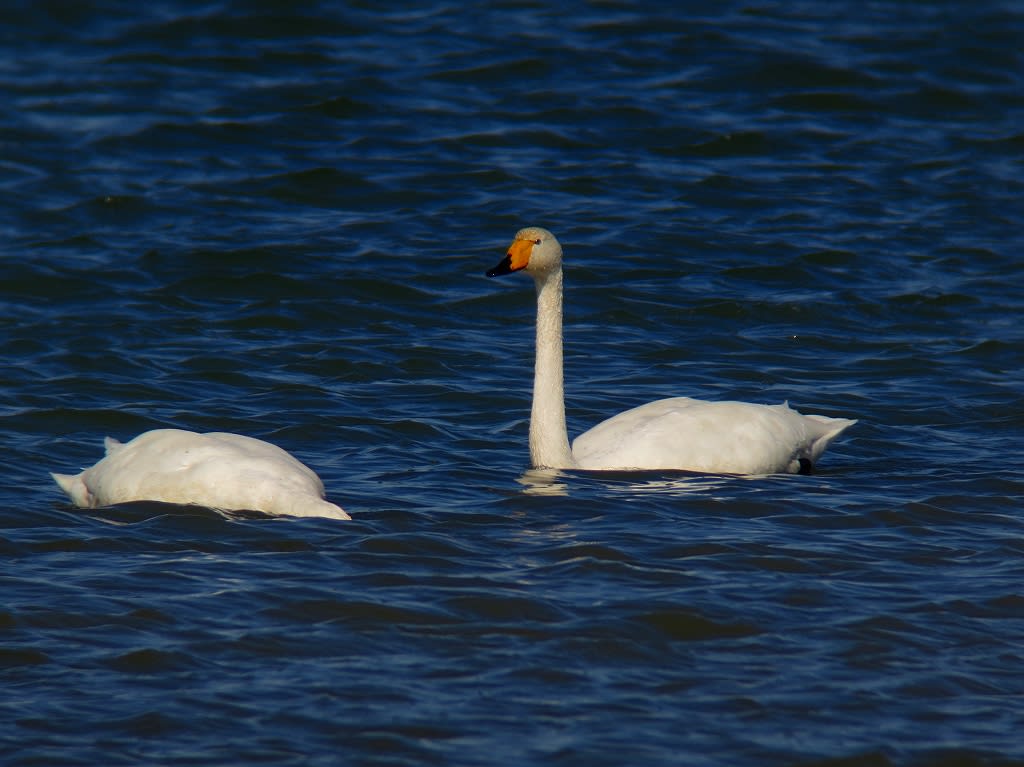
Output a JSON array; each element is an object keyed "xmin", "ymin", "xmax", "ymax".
[
  {"xmin": 52, "ymin": 429, "xmax": 350, "ymax": 520},
  {"xmin": 486, "ymin": 226, "xmax": 855, "ymax": 474}
]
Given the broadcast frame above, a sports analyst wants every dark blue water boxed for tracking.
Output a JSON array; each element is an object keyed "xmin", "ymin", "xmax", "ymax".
[{"xmin": 3, "ymin": 2, "xmax": 1023, "ymax": 765}]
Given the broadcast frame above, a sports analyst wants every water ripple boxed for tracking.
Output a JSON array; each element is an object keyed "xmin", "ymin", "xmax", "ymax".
[{"xmin": 2, "ymin": 2, "xmax": 1024, "ymax": 766}]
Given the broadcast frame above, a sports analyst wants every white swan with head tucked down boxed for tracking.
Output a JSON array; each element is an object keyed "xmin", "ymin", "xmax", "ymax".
[
  {"xmin": 486, "ymin": 226, "xmax": 855, "ymax": 474},
  {"xmin": 52, "ymin": 429, "xmax": 350, "ymax": 520}
]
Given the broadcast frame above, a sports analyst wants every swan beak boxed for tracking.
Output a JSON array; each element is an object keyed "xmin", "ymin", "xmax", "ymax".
[{"xmin": 486, "ymin": 238, "xmax": 532, "ymax": 277}]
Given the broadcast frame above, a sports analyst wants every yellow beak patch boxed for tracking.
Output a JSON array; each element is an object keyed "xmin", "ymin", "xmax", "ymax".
[{"xmin": 507, "ymin": 238, "xmax": 534, "ymax": 271}]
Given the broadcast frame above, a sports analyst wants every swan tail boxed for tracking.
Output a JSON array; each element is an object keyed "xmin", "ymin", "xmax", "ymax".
[
  {"xmin": 103, "ymin": 436, "xmax": 124, "ymax": 455},
  {"xmin": 51, "ymin": 472, "xmax": 95, "ymax": 508},
  {"xmin": 309, "ymin": 501, "xmax": 350, "ymax": 520},
  {"xmin": 805, "ymin": 416, "xmax": 858, "ymax": 463},
  {"xmin": 292, "ymin": 499, "xmax": 351, "ymax": 520}
]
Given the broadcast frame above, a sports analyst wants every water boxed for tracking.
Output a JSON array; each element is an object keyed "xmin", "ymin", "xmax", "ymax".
[{"xmin": 2, "ymin": 2, "xmax": 1023, "ymax": 765}]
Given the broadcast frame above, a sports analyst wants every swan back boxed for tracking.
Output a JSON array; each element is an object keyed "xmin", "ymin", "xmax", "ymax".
[
  {"xmin": 572, "ymin": 398, "xmax": 855, "ymax": 474},
  {"xmin": 52, "ymin": 429, "xmax": 350, "ymax": 520}
]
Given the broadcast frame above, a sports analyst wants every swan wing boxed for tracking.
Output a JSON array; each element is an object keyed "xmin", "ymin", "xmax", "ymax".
[{"xmin": 572, "ymin": 398, "xmax": 855, "ymax": 474}]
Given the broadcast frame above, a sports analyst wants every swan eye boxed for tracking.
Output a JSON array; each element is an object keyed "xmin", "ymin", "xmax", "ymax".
[{"xmin": 533, "ymin": 238, "xmax": 541, "ymax": 245}]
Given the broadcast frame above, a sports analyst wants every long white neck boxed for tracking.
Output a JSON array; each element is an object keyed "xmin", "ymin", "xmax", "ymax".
[{"xmin": 529, "ymin": 266, "xmax": 577, "ymax": 469}]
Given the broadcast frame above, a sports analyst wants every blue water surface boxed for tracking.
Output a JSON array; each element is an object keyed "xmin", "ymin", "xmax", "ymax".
[{"xmin": 2, "ymin": 2, "xmax": 1023, "ymax": 766}]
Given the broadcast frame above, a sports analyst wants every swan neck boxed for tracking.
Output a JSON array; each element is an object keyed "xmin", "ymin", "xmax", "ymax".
[{"xmin": 530, "ymin": 267, "xmax": 576, "ymax": 469}]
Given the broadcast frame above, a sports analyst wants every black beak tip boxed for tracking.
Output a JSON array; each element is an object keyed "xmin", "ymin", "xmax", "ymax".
[{"xmin": 486, "ymin": 254, "xmax": 514, "ymax": 277}]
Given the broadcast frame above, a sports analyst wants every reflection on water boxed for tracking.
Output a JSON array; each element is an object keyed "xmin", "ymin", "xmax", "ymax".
[
  {"xmin": 518, "ymin": 466, "xmax": 764, "ymax": 498},
  {"xmin": 517, "ymin": 468, "xmax": 570, "ymax": 496}
]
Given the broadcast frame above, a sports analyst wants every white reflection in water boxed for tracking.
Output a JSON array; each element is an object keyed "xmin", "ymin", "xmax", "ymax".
[
  {"xmin": 516, "ymin": 468, "xmax": 570, "ymax": 496},
  {"xmin": 516, "ymin": 467, "xmax": 771, "ymax": 498}
]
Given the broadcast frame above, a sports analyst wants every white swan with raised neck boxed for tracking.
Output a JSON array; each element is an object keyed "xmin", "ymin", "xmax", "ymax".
[{"xmin": 486, "ymin": 226, "xmax": 855, "ymax": 474}]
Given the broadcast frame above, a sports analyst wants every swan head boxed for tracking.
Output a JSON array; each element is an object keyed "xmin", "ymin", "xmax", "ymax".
[{"xmin": 486, "ymin": 227, "xmax": 562, "ymax": 278}]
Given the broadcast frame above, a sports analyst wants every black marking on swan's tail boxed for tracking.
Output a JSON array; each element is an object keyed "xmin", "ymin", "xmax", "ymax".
[{"xmin": 798, "ymin": 458, "xmax": 814, "ymax": 475}]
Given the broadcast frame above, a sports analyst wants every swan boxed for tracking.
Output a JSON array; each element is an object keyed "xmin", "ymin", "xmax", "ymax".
[
  {"xmin": 486, "ymin": 226, "xmax": 855, "ymax": 474},
  {"xmin": 52, "ymin": 429, "xmax": 350, "ymax": 520}
]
